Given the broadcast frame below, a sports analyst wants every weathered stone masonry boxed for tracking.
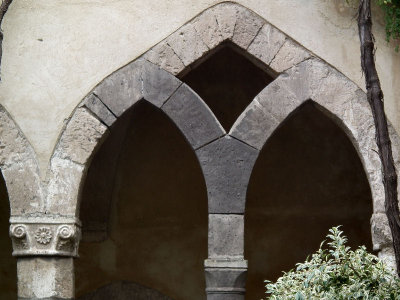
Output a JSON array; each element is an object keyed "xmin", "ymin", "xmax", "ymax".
[{"xmin": 2, "ymin": 2, "xmax": 400, "ymax": 299}]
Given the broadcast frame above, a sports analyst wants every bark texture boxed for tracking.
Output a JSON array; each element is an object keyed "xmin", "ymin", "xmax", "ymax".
[
  {"xmin": 358, "ymin": 0, "xmax": 400, "ymax": 275},
  {"xmin": 0, "ymin": 0, "xmax": 13, "ymax": 80}
]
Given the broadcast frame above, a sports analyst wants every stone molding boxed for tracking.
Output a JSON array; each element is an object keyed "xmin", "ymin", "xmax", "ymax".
[
  {"xmin": 9, "ymin": 216, "xmax": 81, "ymax": 257},
  {"xmin": 205, "ymin": 258, "xmax": 248, "ymax": 296}
]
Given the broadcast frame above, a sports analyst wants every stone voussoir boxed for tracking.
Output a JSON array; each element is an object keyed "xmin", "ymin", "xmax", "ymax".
[
  {"xmin": 141, "ymin": 59, "xmax": 182, "ymax": 108},
  {"xmin": 196, "ymin": 136, "xmax": 259, "ymax": 213},
  {"xmin": 166, "ymin": 22, "xmax": 209, "ymax": 67},
  {"xmin": 231, "ymin": 5, "xmax": 265, "ymax": 50},
  {"xmin": 192, "ymin": 2, "xmax": 237, "ymax": 49},
  {"xmin": 143, "ymin": 41, "xmax": 186, "ymax": 75},
  {"xmin": 269, "ymin": 37, "xmax": 312, "ymax": 73},
  {"xmin": 229, "ymin": 97, "xmax": 280, "ymax": 151},
  {"xmin": 162, "ymin": 83, "xmax": 225, "ymax": 150},
  {"xmin": 94, "ymin": 59, "xmax": 144, "ymax": 117},
  {"xmin": 247, "ymin": 22, "xmax": 286, "ymax": 67},
  {"xmin": 81, "ymin": 93, "xmax": 117, "ymax": 127},
  {"xmin": 54, "ymin": 107, "xmax": 108, "ymax": 166}
]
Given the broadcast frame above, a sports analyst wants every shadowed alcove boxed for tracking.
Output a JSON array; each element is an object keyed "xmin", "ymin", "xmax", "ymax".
[
  {"xmin": 244, "ymin": 101, "xmax": 373, "ymax": 300},
  {"xmin": 76, "ymin": 101, "xmax": 208, "ymax": 300},
  {"xmin": 181, "ymin": 43, "xmax": 274, "ymax": 131},
  {"xmin": 0, "ymin": 174, "xmax": 16, "ymax": 299}
]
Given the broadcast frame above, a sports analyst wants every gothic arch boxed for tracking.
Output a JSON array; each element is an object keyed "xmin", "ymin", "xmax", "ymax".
[
  {"xmin": 39, "ymin": 2, "xmax": 400, "ymax": 299},
  {"xmin": 231, "ymin": 57, "xmax": 399, "ymax": 262}
]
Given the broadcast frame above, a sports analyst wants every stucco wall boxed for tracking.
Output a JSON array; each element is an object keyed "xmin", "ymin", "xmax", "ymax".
[{"xmin": 0, "ymin": 0, "xmax": 399, "ymax": 175}]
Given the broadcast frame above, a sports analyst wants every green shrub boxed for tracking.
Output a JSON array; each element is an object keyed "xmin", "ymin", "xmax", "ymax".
[{"xmin": 265, "ymin": 227, "xmax": 400, "ymax": 299}]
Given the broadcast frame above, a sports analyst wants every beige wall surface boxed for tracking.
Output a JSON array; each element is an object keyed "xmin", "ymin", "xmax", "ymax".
[{"xmin": 1, "ymin": 0, "xmax": 399, "ymax": 175}]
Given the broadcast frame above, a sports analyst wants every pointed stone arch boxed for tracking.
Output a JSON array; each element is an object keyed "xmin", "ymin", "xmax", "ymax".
[
  {"xmin": 231, "ymin": 57, "xmax": 399, "ymax": 266},
  {"xmin": 47, "ymin": 58, "xmax": 224, "ymax": 218},
  {"xmin": 40, "ymin": 2, "xmax": 400, "ymax": 299}
]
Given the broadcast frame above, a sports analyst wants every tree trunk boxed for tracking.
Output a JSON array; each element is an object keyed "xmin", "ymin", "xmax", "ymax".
[
  {"xmin": 0, "ymin": 0, "xmax": 13, "ymax": 80},
  {"xmin": 358, "ymin": 0, "xmax": 400, "ymax": 275}
]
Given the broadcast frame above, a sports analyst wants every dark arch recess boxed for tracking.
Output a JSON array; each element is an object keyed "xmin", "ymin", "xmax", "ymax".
[
  {"xmin": 181, "ymin": 43, "xmax": 274, "ymax": 131},
  {"xmin": 0, "ymin": 173, "xmax": 16, "ymax": 299},
  {"xmin": 244, "ymin": 101, "xmax": 373, "ymax": 300},
  {"xmin": 77, "ymin": 100, "xmax": 208, "ymax": 300}
]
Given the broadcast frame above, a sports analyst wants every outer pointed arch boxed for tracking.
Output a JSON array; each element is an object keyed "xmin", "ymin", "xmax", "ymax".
[
  {"xmin": 144, "ymin": 2, "xmax": 312, "ymax": 77},
  {"xmin": 46, "ymin": 58, "xmax": 224, "ymax": 217}
]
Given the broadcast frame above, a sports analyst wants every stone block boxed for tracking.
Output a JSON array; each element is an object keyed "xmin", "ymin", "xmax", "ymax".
[
  {"xmin": 196, "ymin": 136, "xmax": 258, "ymax": 213},
  {"xmin": 94, "ymin": 59, "xmax": 143, "ymax": 117},
  {"xmin": 378, "ymin": 247, "xmax": 396, "ymax": 272},
  {"xmin": 205, "ymin": 257, "xmax": 247, "ymax": 299},
  {"xmin": 17, "ymin": 257, "xmax": 74, "ymax": 299},
  {"xmin": 46, "ymin": 157, "xmax": 83, "ymax": 216},
  {"xmin": 142, "ymin": 60, "xmax": 182, "ymax": 108},
  {"xmin": 162, "ymin": 84, "xmax": 225, "ymax": 149},
  {"xmin": 230, "ymin": 98, "xmax": 280, "ymax": 150},
  {"xmin": 192, "ymin": 3, "xmax": 236, "ymax": 49},
  {"xmin": 247, "ymin": 23, "xmax": 286, "ymax": 66},
  {"xmin": 144, "ymin": 41, "xmax": 185, "ymax": 75},
  {"xmin": 55, "ymin": 108, "xmax": 107, "ymax": 166},
  {"xmin": 371, "ymin": 212, "xmax": 393, "ymax": 250},
  {"xmin": 0, "ymin": 106, "xmax": 35, "ymax": 169},
  {"xmin": 144, "ymin": 42, "xmax": 183, "ymax": 75},
  {"xmin": 208, "ymin": 214, "xmax": 244, "ymax": 257},
  {"xmin": 166, "ymin": 23, "xmax": 209, "ymax": 67},
  {"xmin": 3, "ymin": 164, "xmax": 42, "ymax": 215},
  {"xmin": 231, "ymin": 6, "xmax": 264, "ymax": 49},
  {"xmin": 81, "ymin": 93, "xmax": 116, "ymax": 127},
  {"xmin": 270, "ymin": 38, "xmax": 312, "ymax": 73},
  {"xmin": 256, "ymin": 79, "xmax": 304, "ymax": 123}
]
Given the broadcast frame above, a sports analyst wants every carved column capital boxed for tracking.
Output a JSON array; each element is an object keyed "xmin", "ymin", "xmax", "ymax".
[{"xmin": 9, "ymin": 215, "xmax": 81, "ymax": 257}]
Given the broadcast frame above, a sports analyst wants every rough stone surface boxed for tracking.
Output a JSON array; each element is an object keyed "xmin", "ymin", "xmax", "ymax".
[
  {"xmin": 0, "ymin": 107, "xmax": 36, "ymax": 169},
  {"xmin": 231, "ymin": 6, "xmax": 264, "ymax": 50},
  {"xmin": 192, "ymin": 3, "xmax": 236, "ymax": 49},
  {"xmin": 162, "ymin": 84, "xmax": 225, "ymax": 149},
  {"xmin": 247, "ymin": 23, "xmax": 286, "ymax": 66},
  {"xmin": 17, "ymin": 257, "xmax": 74, "ymax": 299},
  {"xmin": 3, "ymin": 165, "xmax": 43, "ymax": 215},
  {"xmin": 208, "ymin": 214, "xmax": 244, "ymax": 258},
  {"xmin": 94, "ymin": 59, "xmax": 143, "ymax": 117},
  {"xmin": 46, "ymin": 158, "xmax": 84, "ymax": 216},
  {"xmin": 378, "ymin": 246, "xmax": 396, "ymax": 272},
  {"xmin": 230, "ymin": 97, "xmax": 279, "ymax": 150},
  {"xmin": 196, "ymin": 136, "xmax": 258, "ymax": 213},
  {"xmin": 0, "ymin": 106, "xmax": 43, "ymax": 215},
  {"xmin": 55, "ymin": 108, "xmax": 107, "ymax": 166},
  {"xmin": 78, "ymin": 281, "xmax": 172, "ymax": 300},
  {"xmin": 166, "ymin": 23, "xmax": 209, "ymax": 67},
  {"xmin": 270, "ymin": 38, "xmax": 312, "ymax": 72},
  {"xmin": 81, "ymin": 94, "xmax": 116, "ymax": 127},
  {"xmin": 144, "ymin": 42, "xmax": 185, "ymax": 75},
  {"xmin": 371, "ymin": 212, "xmax": 392, "ymax": 250},
  {"xmin": 256, "ymin": 78, "xmax": 304, "ymax": 123},
  {"xmin": 142, "ymin": 60, "xmax": 182, "ymax": 108}
]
